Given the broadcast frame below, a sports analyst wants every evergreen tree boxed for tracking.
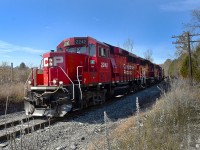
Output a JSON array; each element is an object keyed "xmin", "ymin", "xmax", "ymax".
[
  {"xmin": 19, "ymin": 62, "xmax": 26, "ymax": 69},
  {"xmin": 180, "ymin": 45, "xmax": 200, "ymax": 82}
]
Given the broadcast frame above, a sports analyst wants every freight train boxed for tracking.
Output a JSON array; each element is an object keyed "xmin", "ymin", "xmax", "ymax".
[{"xmin": 24, "ymin": 36, "xmax": 164, "ymax": 117}]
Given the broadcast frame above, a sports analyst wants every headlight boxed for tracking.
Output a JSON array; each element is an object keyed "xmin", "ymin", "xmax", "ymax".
[
  {"xmin": 28, "ymin": 80, "xmax": 32, "ymax": 85},
  {"xmin": 59, "ymin": 81, "xmax": 63, "ymax": 85},
  {"xmin": 49, "ymin": 62, "xmax": 53, "ymax": 66},
  {"xmin": 53, "ymin": 79, "xmax": 57, "ymax": 85}
]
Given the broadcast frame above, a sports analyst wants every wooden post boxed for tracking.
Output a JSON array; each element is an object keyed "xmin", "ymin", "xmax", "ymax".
[{"xmin": 11, "ymin": 62, "xmax": 13, "ymax": 82}]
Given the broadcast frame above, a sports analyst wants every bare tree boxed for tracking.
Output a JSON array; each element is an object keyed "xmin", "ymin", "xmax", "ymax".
[
  {"xmin": 123, "ymin": 38, "xmax": 134, "ymax": 52},
  {"xmin": 185, "ymin": 9, "xmax": 200, "ymax": 32},
  {"xmin": 175, "ymin": 32, "xmax": 188, "ymax": 57},
  {"xmin": 144, "ymin": 49, "xmax": 153, "ymax": 62},
  {"xmin": 192, "ymin": 9, "xmax": 200, "ymax": 25}
]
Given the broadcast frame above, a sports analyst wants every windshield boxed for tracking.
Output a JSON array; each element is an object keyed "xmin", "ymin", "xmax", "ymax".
[{"xmin": 66, "ymin": 46, "xmax": 87, "ymax": 54}]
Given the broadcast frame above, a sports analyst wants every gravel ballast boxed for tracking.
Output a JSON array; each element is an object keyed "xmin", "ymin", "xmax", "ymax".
[{"xmin": 0, "ymin": 83, "xmax": 163, "ymax": 150}]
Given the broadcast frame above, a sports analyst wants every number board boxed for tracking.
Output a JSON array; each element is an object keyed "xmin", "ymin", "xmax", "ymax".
[{"xmin": 74, "ymin": 39, "xmax": 87, "ymax": 45}]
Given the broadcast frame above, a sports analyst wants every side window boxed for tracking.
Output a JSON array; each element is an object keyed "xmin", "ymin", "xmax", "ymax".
[
  {"xmin": 107, "ymin": 49, "xmax": 110, "ymax": 57},
  {"xmin": 99, "ymin": 47, "xmax": 108, "ymax": 57},
  {"xmin": 99, "ymin": 47, "xmax": 103, "ymax": 57},
  {"xmin": 89, "ymin": 44, "xmax": 96, "ymax": 56}
]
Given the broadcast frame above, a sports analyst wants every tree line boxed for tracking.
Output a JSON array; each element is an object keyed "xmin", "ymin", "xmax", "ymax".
[
  {"xmin": 164, "ymin": 9, "xmax": 200, "ymax": 82},
  {"xmin": 0, "ymin": 62, "xmax": 30, "ymax": 84}
]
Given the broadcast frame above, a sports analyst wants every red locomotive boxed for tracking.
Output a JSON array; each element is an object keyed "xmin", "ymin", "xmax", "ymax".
[{"xmin": 24, "ymin": 36, "xmax": 164, "ymax": 117}]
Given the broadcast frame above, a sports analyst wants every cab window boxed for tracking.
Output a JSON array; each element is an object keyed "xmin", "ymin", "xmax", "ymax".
[
  {"xmin": 99, "ymin": 47, "xmax": 108, "ymax": 57},
  {"xmin": 66, "ymin": 47, "xmax": 76, "ymax": 53},
  {"xmin": 66, "ymin": 46, "xmax": 87, "ymax": 54},
  {"xmin": 77, "ymin": 46, "xmax": 87, "ymax": 54},
  {"xmin": 89, "ymin": 44, "xmax": 96, "ymax": 56}
]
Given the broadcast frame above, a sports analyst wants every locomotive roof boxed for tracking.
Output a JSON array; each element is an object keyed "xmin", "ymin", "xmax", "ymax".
[{"xmin": 57, "ymin": 36, "xmax": 162, "ymax": 68}]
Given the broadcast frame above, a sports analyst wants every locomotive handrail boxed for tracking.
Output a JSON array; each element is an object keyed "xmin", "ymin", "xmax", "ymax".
[
  {"xmin": 77, "ymin": 66, "xmax": 83, "ymax": 100},
  {"xmin": 34, "ymin": 84, "xmax": 61, "ymax": 98},
  {"xmin": 58, "ymin": 66, "xmax": 75, "ymax": 100}
]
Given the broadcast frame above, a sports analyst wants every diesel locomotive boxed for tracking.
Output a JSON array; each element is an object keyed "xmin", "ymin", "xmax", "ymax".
[{"xmin": 24, "ymin": 36, "xmax": 163, "ymax": 117}]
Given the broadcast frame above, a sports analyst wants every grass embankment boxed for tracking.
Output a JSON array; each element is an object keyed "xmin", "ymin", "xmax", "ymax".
[{"xmin": 89, "ymin": 80, "xmax": 200, "ymax": 149}]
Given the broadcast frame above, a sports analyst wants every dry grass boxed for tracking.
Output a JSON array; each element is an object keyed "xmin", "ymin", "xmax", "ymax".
[
  {"xmin": 0, "ymin": 63, "xmax": 30, "ymax": 114},
  {"xmin": 0, "ymin": 63, "xmax": 30, "ymax": 103},
  {"xmin": 0, "ymin": 82, "xmax": 24, "ymax": 103},
  {"xmin": 88, "ymin": 79, "xmax": 200, "ymax": 150},
  {"xmin": 0, "ymin": 82, "xmax": 25, "ymax": 115}
]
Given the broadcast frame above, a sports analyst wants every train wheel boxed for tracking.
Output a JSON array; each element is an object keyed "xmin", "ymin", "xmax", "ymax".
[
  {"xmin": 74, "ymin": 94, "xmax": 88, "ymax": 110},
  {"xmin": 92, "ymin": 90, "xmax": 106, "ymax": 105}
]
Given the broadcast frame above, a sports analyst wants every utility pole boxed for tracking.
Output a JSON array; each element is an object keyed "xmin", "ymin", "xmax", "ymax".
[
  {"xmin": 172, "ymin": 31, "xmax": 200, "ymax": 85},
  {"xmin": 186, "ymin": 32, "xmax": 193, "ymax": 86}
]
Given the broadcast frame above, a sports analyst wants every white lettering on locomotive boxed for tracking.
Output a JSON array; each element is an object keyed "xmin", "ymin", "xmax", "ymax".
[
  {"xmin": 44, "ymin": 58, "xmax": 49, "ymax": 67},
  {"xmin": 122, "ymin": 64, "xmax": 135, "ymax": 75},
  {"xmin": 101, "ymin": 62, "xmax": 108, "ymax": 68},
  {"xmin": 43, "ymin": 56, "xmax": 64, "ymax": 67},
  {"xmin": 53, "ymin": 56, "xmax": 63, "ymax": 66}
]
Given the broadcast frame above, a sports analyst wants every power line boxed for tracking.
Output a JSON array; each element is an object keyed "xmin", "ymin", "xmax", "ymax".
[{"xmin": 172, "ymin": 31, "xmax": 200, "ymax": 85}]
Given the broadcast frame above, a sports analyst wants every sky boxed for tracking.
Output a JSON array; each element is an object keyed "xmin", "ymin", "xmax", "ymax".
[{"xmin": 0, "ymin": 0, "xmax": 200, "ymax": 67}]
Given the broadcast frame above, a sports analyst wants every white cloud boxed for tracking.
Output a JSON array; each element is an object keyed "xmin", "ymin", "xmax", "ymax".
[
  {"xmin": 160, "ymin": 0, "xmax": 200, "ymax": 12},
  {"xmin": 0, "ymin": 40, "xmax": 45, "ymax": 56}
]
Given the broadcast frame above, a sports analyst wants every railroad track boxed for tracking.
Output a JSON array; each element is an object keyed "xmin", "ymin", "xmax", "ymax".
[
  {"xmin": 0, "ymin": 82, "xmax": 166, "ymax": 148},
  {"xmin": 0, "ymin": 116, "xmax": 53, "ymax": 144},
  {"xmin": 0, "ymin": 98, "xmax": 123, "ymax": 145},
  {"xmin": 0, "ymin": 116, "xmax": 34, "ymax": 130},
  {"xmin": 0, "ymin": 107, "xmax": 96, "ymax": 145}
]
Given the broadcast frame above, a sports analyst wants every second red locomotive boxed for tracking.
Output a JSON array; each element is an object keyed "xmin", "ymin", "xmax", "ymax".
[{"xmin": 24, "ymin": 36, "xmax": 163, "ymax": 117}]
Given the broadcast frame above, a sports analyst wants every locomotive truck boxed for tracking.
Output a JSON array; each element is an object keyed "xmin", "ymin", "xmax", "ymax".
[{"xmin": 24, "ymin": 36, "xmax": 164, "ymax": 117}]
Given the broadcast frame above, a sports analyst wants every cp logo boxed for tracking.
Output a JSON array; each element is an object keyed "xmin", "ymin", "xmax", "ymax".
[{"xmin": 43, "ymin": 56, "xmax": 64, "ymax": 67}]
